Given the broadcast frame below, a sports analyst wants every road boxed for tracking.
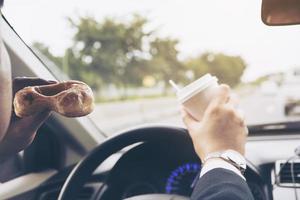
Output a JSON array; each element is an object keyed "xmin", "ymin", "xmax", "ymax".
[
  {"xmin": 240, "ymin": 88, "xmax": 300, "ymax": 125},
  {"xmin": 89, "ymin": 97, "xmax": 182, "ymax": 135},
  {"xmin": 89, "ymin": 87, "xmax": 300, "ymax": 136}
]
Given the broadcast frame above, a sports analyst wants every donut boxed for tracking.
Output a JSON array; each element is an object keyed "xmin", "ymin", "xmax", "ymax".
[{"xmin": 13, "ymin": 80, "xmax": 94, "ymax": 118}]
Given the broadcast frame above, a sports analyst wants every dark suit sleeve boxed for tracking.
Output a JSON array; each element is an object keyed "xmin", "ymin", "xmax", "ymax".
[{"xmin": 191, "ymin": 168, "xmax": 255, "ymax": 200}]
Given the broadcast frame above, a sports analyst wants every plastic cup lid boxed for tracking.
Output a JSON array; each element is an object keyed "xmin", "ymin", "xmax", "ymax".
[{"xmin": 176, "ymin": 74, "xmax": 218, "ymax": 103}]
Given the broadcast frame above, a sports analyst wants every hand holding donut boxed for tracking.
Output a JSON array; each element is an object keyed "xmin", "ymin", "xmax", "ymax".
[
  {"xmin": 14, "ymin": 80, "xmax": 94, "ymax": 118},
  {"xmin": 0, "ymin": 77, "xmax": 94, "ymax": 161}
]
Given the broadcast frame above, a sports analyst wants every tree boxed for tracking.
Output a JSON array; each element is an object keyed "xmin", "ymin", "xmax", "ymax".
[
  {"xmin": 185, "ymin": 52, "xmax": 247, "ymax": 87},
  {"xmin": 32, "ymin": 15, "xmax": 247, "ymax": 99},
  {"xmin": 149, "ymin": 38, "xmax": 186, "ymax": 91},
  {"xmin": 68, "ymin": 14, "xmax": 151, "ymax": 94}
]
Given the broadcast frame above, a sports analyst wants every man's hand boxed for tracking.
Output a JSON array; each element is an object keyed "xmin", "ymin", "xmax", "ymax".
[
  {"xmin": 182, "ymin": 84, "xmax": 247, "ymax": 161},
  {"xmin": 0, "ymin": 77, "xmax": 57, "ymax": 160}
]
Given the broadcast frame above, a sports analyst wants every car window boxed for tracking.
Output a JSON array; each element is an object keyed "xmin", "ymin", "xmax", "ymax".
[{"xmin": 3, "ymin": 0, "xmax": 300, "ymax": 135}]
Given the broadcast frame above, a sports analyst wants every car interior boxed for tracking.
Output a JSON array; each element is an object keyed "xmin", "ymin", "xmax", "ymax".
[{"xmin": 1, "ymin": 0, "xmax": 300, "ymax": 200}]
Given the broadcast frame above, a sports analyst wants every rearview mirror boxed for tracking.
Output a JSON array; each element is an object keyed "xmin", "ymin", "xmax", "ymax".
[{"xmin": 262, "ymin": 0, "xmax": 300, "ymax": 26}]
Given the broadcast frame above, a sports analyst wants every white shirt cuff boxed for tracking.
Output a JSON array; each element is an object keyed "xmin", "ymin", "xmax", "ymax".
[{"xmin": 200, "ymin": 158, "xmax": 246, "ymax": 180}]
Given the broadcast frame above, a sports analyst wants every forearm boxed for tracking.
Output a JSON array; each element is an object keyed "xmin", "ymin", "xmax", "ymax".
[
  {"xmin": 0, "ymin": 134, "xmax": 34, "ymax": 162},
  {"xmin": 0, "ymin": 84, "xmax": 12, "ymax": 140},
  {"xmin": 0, "ymin": 40, "xmax": 12, "ymax": 141},
  {"xmin": 192, "ymin": 168, "xmax": 254, "ymax": 200},
  {"xmin": 0, "ymin": 140, "xmax": 17, "ymax": 162},
  {"xmin": 0, "ymin": 109, "xmax": 51, "ymax": 161}
]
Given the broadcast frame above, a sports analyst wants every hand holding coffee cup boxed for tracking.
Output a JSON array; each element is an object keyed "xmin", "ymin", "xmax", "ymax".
[
  {"xmin": 181, "ymin": 85, "xmax": 247, "ymax": 160},
  {"xmin": 172, "ymin": 74, "xmax": 247, "ymax": 160}
]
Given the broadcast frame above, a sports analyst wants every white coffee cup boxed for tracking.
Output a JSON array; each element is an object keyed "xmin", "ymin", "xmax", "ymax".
[{"xmin": 176, "ymin": 74, "xmax": 219, "ymax": 121}]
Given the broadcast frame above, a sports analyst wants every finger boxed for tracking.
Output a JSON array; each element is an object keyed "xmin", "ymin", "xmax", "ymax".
[
  {"xmin": 205, "ymin": 84, "xmax": 230, "ymax": 114},
  {"xmin": 227, "ymin": 93, "xmax": 239, "ymax": 108},
  {"xmin": 236, "ymin": 109, "xmax": 247, "ymax": 129},
  {"xmin": 181, "ymin": 108, "xmax": 198, "ymax": 130},
  {"xmin": 13, "ymin": 77, "xmax": 58, "ymax": 94},
  {"xmin": 236, "ymin": 109, "xmax": 245, "ymax": 121},
  {"xmin": 209, "ymin": 84, "xmax": 230, "ymax": 106},
  {"xmin": 244, "ymin": 126, "xmax": 249, "ymax": 135},
  {"xmin": 14, "ymin": 77, "xmax": 57, "ymax": 86},
  {"xmin": 226, "ymin": 107, "xmax": 246, "ymax": 127}
]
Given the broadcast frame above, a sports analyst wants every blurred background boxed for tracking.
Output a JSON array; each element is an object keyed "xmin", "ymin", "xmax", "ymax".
[{"xmin": 3, "ymin": 0, "xmax": 300, "ymax": 135}]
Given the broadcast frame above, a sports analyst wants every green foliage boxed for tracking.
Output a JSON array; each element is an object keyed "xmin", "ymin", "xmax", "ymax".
[
  {"xmin": 33, "ymin": 14, "xmax": 247, "ymax": 98},
  {"xmin": 68, "ymin": 15, "xmax": 150, "ymax": 90},
  {"xmin": 149, "ymin": 38, "xmax": 186, "ymax": 89},
  {"xmin": 185, "ymin": 53, "xmax": 247, "ymax": 87}
]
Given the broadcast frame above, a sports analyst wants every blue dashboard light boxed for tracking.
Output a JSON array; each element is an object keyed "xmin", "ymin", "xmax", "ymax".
[
  {"xmin": 179, "ymin": 167, "xmax": 184, "ymax": 173},
  {"xmin": 165, "ymin": 162, "xmax": 201, "ymax": 195},
  {"xmin": 186, "ymin": 164, "xmax": 191, "ymax": 171}
]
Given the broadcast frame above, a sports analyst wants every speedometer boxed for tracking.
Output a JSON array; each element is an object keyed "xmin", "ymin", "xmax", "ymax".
[{"xmin": 165, "ymin": 163, "xmax": 201, "ymax": 196}]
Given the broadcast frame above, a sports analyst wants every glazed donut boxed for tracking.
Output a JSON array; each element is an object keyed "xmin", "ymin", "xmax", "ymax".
[{"xmin": 13, "ymin": 80, "xmax": 94, "ymax": 118}]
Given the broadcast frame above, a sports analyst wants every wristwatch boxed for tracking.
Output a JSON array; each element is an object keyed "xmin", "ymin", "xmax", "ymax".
[{"xmin": 203, "ymin": 150, "xmax": 247, "ymax": 174}]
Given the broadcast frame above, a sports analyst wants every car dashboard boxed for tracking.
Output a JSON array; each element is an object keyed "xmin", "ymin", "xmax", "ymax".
[
  {"xmin": 23, "ymin": 131, "xmax": 270, "ymax": 200},
  {"xmin": 98, "ymin": 141, "xmax": 267, "ymax": 200},
  {"xmin": 101, "ymin": 142, "xmax": 201, "ymax": 199}
]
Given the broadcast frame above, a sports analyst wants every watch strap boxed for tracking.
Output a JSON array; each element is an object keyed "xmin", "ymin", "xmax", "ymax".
[{"xmin": 204, "ymin": 150, "xmax": 246, "ymax": 175}]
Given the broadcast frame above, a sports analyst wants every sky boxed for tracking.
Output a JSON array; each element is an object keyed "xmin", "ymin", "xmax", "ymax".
[{"xmin": 3, "ymin": 0, "xmax": 300, "ymax": 81}]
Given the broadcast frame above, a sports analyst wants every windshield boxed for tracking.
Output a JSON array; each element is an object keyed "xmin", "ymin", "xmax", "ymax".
[{"xmin": 3, "ymin": 0, "xmax": 300, "ymax": 135}]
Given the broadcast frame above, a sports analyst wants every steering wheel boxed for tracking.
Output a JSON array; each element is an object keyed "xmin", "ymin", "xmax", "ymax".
[{"xmin": 58, "ymin": 126, "xmax": 191, "ymax": 200}]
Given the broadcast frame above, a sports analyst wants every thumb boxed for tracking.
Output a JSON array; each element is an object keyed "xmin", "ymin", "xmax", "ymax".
[
  {"xmin": 181, "ymin": 107, "xmax": 198, "ymax": 130},
  {"xmin": 22, "ymin": 110, "xmax": 51, "ymax": 132},
  {"xmin": 30, "ymin": 110, "xmax": 51, "ymax": 128}
]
